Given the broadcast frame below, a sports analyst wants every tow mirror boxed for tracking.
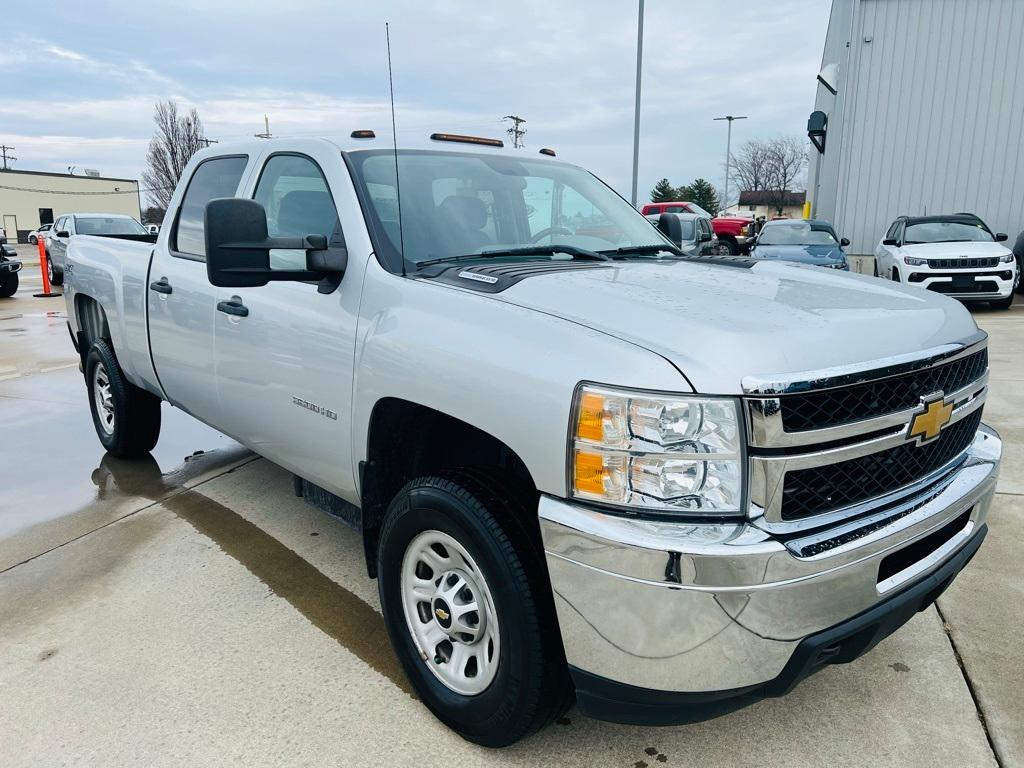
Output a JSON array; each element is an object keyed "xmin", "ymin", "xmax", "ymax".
[
  {"xmin": 995, "ymin": 232, "xmax": 1008, "ymax": 242},
  {"xmin": 656, "ymin": 213, "xmax": 683, "ymax": 247},
  {"xmin": 840, "ymin": 237, "xmax": 850, "ymax": 247},
  {"xmin": 882, "ymin": 238, "xmax": 899, "ymax": 247},
  {"xmin": 57, "ymin": 230, "xmax": 70, "ymax": 238},
  {"xmin": 204, "ymin": 198, "xmax": 347, "ymax": 294}
]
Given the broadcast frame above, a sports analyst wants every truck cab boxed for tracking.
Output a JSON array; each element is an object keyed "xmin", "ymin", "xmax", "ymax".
[{"xmin": 63, "ymin": 135, "xmax": 1001, "ymax": 747}]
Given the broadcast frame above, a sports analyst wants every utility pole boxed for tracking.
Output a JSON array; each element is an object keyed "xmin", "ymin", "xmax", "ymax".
[
  {"xmin": 503, "ymin": 115, "xmax": 527, "ymax": 148},
  {"xmin": 255, "ymin": 115, "xmax": 273, "ymax": 140},
  {"xmin": 630, "ymin": 0, "xmax": 645, "ymax": 207},
  {"xmin": 0, "ymin": 145, "xmax": 16, "ymax": 170},
  {"xmin": 713, "ymin": 114, "xmax": 747, "ymax": 213},
  {"xmin": 198, "ymin": 137, "xmax": 219, "ymax": 148}
]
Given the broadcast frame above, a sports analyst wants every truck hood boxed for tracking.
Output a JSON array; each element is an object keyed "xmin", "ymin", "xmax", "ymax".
[
  {"xmin": 901, "ymin": 241, "xmax": 1013, "ymax": 258},
  {"xmin": 495, "ymin": 259, "xmax": 979, "ymax": 394}
]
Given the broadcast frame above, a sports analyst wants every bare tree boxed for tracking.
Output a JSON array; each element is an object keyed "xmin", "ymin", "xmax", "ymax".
[
  {"xmin": 730, "ymin": 136, "xmax": 808, "ymax": 212},
  {"xmin": 141, "ymin": 101, "xmax": 205, "ymax": 210}
]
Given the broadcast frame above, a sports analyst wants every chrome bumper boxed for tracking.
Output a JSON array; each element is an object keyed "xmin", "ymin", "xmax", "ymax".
[{"xmin": 539, "ymin": 425, "xmax": 1000, "ymax": 695}]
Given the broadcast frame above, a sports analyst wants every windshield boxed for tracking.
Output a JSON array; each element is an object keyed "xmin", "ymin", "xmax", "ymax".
[
  {"xmin": 74, "ymin": 216, "xmax": 148, "ymax": 236},
  {"xmin": 348, "ymin": 150, "xmax": 672, "ymax": 270},
  {"xmin": 904, "ymin": 220, "xmax": 993, "ymax": 244},
  {"xmin": 758, "ymin": 223, "xmax": 838, "ymax": 246}
]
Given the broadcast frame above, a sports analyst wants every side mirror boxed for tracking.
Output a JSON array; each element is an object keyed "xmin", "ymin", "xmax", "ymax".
[
  {"xmin": 656, "ymin": 213, "xmax": 683, "ymax": 246},
  {"xmin": 882, "ymin": 238, "xmax": 899, "ymax": 247},
  {"xmin": 204, "ymin": 198, "xmax": 347, "ymax": 294},
  {"xmin": 57, "ymin": 230, "xmax": 70, "ymax": 238},
  {"xmin": 995, "ymin": 232, "xmax": 1008, "ymax": 242},
  {"xmin": 840, "ymin": 237, "xmax": 850, "ymax": 247}
]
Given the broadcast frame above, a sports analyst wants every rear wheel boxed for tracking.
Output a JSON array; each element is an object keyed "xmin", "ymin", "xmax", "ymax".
[
  {"xmin": 0, "ymin": 272, "xmax": 17, "ymax": 298},
  {"xmin": 85, "ymin": 339, "xmax": 161, "ymax": 457},
  {"xmin": 46, "ymin": 256, "xmax": 63, "ymax": 286},
  {"xmin": 29, "ymin": 235, "xmax": 37, "ymax": 245},
  {"xmin": 377, "ymin": 471, "xmax": 572, "ymax": 746}
]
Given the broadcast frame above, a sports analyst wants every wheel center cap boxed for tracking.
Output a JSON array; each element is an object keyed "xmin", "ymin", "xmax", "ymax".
[{"xmin": 432, "ymin": 599, "xmax": 453, "ymax": 629}]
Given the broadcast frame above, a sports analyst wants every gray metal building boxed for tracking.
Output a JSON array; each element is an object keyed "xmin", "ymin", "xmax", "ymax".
[{"xmin": 809, "ymin": 0, "xmax": 1024, "ymax": 267}]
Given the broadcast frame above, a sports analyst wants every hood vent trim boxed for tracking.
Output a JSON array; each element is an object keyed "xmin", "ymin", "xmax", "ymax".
[{"xmin": 424, "ymin": 260, "xmax": 612, "ymax": 293}]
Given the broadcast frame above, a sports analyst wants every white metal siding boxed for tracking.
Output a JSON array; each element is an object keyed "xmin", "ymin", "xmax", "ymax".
[{"xmin": 818, "ymin": 0, "xmax": 1024, "ymax": 254}]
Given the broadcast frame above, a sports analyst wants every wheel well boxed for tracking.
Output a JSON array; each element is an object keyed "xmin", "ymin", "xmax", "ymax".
[
  {"xmin": 359, "ymin": 398, "xmax": 538, "ymax": 577},
  {"xmin": 74, "ymin": 295, "xmax": 110, "ymax": 367}
]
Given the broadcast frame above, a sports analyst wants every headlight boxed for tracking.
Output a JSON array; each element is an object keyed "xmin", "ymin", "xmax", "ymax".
[
  {"xmin": 570, "ymin": 384, "xmax": 743, "ymax": 515},
  {"xmin": 904, "ymin": 256, "xmax": 927, "ymax": 266},
  {"xmin": 999, "ymin": 253, "xmax": 1014, "ymax": 263}
]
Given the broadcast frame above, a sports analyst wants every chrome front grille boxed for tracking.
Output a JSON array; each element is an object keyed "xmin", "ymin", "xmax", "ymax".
[{"xmin": 743, "ymin": 333, "xmax": 989, "ymax": 531}]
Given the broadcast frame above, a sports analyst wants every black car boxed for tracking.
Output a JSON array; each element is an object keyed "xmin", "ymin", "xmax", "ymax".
[{"xmin": 0, "ymin": 243, "xmax": 22, "ymax": 297}]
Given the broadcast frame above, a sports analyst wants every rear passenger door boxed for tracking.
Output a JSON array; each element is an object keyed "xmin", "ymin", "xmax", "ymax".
[{"xmin": 147, "ymin": 154, "xmax": 250, "ymax": 424}]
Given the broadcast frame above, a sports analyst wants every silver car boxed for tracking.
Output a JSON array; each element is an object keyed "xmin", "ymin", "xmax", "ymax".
[{"xmin": 46, "ymin": 213, "xmax": 150, "ymax": 285}]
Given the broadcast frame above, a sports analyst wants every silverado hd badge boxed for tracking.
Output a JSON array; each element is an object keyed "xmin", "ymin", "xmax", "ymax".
[
  {"xmin": 907, "ymin": 393, "xmax": 954, "ymax": 444},
  {"xmin": 292, "ymin": 396, "xmax": 338, "ymax": 421},
  {"xmin": 458, "ymin": 270, "xmax": 498, "ymax": 284}
]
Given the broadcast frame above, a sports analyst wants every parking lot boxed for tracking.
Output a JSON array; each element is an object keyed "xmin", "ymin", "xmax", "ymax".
[{"xmin": 0, "ymin": 251, "xmax": 1019, "ymax": 767}]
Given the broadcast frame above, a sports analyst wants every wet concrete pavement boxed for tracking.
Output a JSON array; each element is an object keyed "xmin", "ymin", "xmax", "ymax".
[{"xmin": 0, "ymin": 281, "xmax": 1021, "ymax": 767}]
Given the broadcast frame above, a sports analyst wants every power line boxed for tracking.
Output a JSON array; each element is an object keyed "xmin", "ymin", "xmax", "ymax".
[
  {"xmin": 0, "ymin": 183, "xmax": 169, "ymax": 195},
  {"xmin": 1, "ymin": 145, "xmax": 17, "ymax": 170},
  {"xmin": 503, "ymin": 115, "xmax": 526, "ymax": 148}
]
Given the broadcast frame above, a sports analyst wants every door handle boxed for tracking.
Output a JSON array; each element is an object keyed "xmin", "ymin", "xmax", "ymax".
[
  {"xmin": 149, "ymin": 278, "xmax": 172, "ymax": 294},
  {"xmin": 217, "ymin": 298, "xmax": 249, "ymax": 318}
]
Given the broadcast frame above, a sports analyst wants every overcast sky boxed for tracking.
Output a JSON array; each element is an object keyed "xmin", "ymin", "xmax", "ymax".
[{"xmin": 2, "ymin": 0, "xmax": 829, "ymax": 202}]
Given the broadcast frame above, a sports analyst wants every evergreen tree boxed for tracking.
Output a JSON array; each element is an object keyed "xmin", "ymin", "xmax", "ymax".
[
  {"xmin": 687, "ymin": 178, "xmax": 720, "ymax": 216},
  {"xmin": 650, "ymin": 178, "xmax": 678, "ymax": 203}
]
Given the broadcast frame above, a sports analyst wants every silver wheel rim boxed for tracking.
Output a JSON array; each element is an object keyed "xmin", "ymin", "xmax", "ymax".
[
  {"xmin": 47, "ymin": 260, "xmax": 54, "ymax": 282},
  {"xmin": 400, "ymin": 530, "xmax": 500, "ymax": 696},
  {"xmin": 92, "ymin": 361, "xmax": 115, "ymax": 435}
]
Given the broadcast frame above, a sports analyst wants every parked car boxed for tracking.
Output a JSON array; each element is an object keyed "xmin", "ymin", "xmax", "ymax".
[
  {"xmin": 1013, "ymin": 229, "xmax": 1024, "ymax": 294},
  {"xmin": 640, "ymin": 201, "xmax": 752, "ymax": 254},
  {"xmin": 0, "ymin": 224, "xmax": 6, "ymax": 243},
  {"xmin": 749, "ymin": 219, "xmax": 850, "ymax": 270},
  {"xmin": 46, "ymin": 213, "xmax": 154, "ymax": 285},
  {"xmin": 644, "ymin": 211, "xmax": 721, "ymax": 255},
  {"xmin": 874, "ymin": 214, "xmax": 1017, "ymax": 310},
  {"xmin": 0, "ymin": 242, "xmax": 21, "ymax": 297},
  {"xmin": 28, "ymin": 223, "xmax": 53, "ymax": 245},
  {"xmin": 64, "ymin": 136, "xmax": 1000, "ymax": 746}
]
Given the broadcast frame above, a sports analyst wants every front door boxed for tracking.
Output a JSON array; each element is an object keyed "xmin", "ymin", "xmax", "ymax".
[
  {"xmin": 147, "ymin": 154, "xmax": 250, "ymax": 425},
  {"xmin": 212, "ymin": 150, "xmax": 358, "ymax": 496}
]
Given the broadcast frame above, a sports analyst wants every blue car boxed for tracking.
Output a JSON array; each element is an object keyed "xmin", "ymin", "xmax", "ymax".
[{"xmin": 749, "ymin": 219, "xmax": 850, "ymax": 270}]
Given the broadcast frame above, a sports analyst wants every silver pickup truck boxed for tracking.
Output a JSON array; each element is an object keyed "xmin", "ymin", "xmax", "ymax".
[{"xmin": 63, "ymin": 135, "xmax": 1001, "ymax": 746}]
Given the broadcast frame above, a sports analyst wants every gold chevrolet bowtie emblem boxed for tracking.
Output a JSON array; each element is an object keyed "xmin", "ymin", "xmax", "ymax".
[
  {"xmin": 908, "ymin": 395, "xmax": 954, "ymax": 444},
  {"xmin": 434, "ymin": 607, "xmax": 450, "ymax": 622}
]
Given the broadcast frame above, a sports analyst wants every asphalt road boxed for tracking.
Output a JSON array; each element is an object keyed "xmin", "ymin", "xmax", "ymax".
[{"xmin": 1, "ymin": 261, "xmax": 1021, "ymax": 767}]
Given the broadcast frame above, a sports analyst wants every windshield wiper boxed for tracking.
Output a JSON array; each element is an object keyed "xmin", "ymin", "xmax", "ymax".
[
  {"xmin": 416, "ymin": 244, "xmax": 608, "ymax": 269},
  {"xmin": 600, "ymin": 243, "xmax": 683, "ymax": 258}
]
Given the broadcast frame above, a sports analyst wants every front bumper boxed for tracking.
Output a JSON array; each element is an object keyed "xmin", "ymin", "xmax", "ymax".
[
  {"xmin": 539, "ymin": 425, "xmax": 1000, "ymax": 724},
  {"xmin": 906, "ymin": 268, "xmax": 1015, "ymax": 299}
]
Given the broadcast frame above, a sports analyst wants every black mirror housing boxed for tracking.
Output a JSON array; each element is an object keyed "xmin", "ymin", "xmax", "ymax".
[
  {"xmin": 656, "ymin": 213, "xmax": 683, "ymax": 247},
  {"xmin": 882, "ymin": 238, "xmax": 899, "ymax": 247},
  {"xmin": 57, "ymin": 230, "xmax": 70, "ymax": 238},
  {"xmin": 840, "ymin": 237, "xmax": 850, "ymax": 247},
  {"xmin": 204, "ymin": 198, "xmax": 346, "ymax": 291},
  {"xmin": 995, "ymin": 232, "xmax": 1008, "ymax": 242}
]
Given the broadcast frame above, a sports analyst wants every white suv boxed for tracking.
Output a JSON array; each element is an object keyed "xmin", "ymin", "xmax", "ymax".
[{"xmin": 875, "ymin": 214, "xmax": 1017, "ymax": 309}]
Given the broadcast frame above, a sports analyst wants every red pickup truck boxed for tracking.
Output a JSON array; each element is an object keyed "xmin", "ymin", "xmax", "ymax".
[{"xmin": 641, "ymin": 202, "xmax": 753, "ymax": 254}]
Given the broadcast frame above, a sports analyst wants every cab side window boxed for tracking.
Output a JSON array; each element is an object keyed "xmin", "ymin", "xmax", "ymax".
[
  {"xmin": 174, "ymin": 156, "xmax": 249, "ymax": 260},
  {"xmin": 253, "ymin": 154, "xmax": 343, "ymax": 270}
]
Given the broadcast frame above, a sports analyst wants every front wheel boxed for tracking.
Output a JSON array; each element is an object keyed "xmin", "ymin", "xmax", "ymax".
[
  {"xmin": 720, "ymin": 237, "xmax": 739, "ymax": 255},
  {"xmin": 377, "ymin": 471, "xmax": 572, "ymax": 747},
  {"xmin": 29, "ymin": 235, "xmax": 37, "ymax": 245},
  {"xmin": 0, "ymin": 272, "xmax": 17, "ymax": 298},
  {"xmin": 46, "ymin": 256, "xmax": 63, "ymax": 286},
  {"xmin": 891, "ymin": 268, "xmax": 900, "ymax": 282},
  {"xmin": 85, "ymin": 339, "xmax": 161, "ymax": 457}
]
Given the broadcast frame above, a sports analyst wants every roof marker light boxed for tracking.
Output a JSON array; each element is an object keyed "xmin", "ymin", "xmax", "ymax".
[
  {"xmin": 539, "ymin": 148, "xmax": 556, "ymax": 157},
  {"xmin": 351, "ymin": 130, "xmax": 376, "ymax": 139},
  {"xmin": 430, "ymin": 132, "xmax": 504, "ymax": 148}
]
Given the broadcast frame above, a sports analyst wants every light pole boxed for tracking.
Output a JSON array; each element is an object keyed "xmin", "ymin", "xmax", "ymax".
[
  {"xmin": 713, "ymin": 115, "xmax": 746, "ymax": 213},
  {"xmin": 630, "ymin": 0, "xmax": 645, "ymax": 207}
]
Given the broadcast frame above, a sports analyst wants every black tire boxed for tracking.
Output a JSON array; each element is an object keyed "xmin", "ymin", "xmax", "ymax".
[
  {"xmin": 0, "ymin": 272, "xmax": 17, "ymax": 298},
  {"xmin": 85, "ymin": 339, "xmax": 161, "ymax": 457},
  {"xmin": 720, "ymin": 237, "xmax": 739, "ymax": 255},
  {"xmin": 891, "ymin": 268, "xmax": 900, "ymax": 282},
  {"xmin": 29, "ymin": 235, "xmax": 37, "ymax": 245},
  {"xmin": 46, "ymin": 256, "xmax": 63, "ymax": 286},
  {"xmin": 377, "ymin": 470, "xmax": 572, "ymax": 747},
  {"xmin": 1015, "ymin": 255, "xmax": 1023, "ymax": 294},
  {"xmin": 990, "ymin": 294, "xmax": 1014, "ymax": 310},
  {"xmin": 872, "ymin": 260, "xmax": 879, "ymax": 278}
]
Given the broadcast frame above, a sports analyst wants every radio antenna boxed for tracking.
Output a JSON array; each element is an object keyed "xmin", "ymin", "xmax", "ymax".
[{"xmin": 386, "ymin": 22, "xmax": 406, "ymax": 276}]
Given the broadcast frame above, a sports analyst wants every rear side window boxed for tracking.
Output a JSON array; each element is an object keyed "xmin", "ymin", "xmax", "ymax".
[{"xmin": 174, "ymin": 156, "xmax": 248, "ymax": 259}]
